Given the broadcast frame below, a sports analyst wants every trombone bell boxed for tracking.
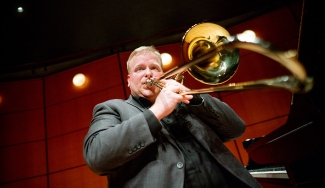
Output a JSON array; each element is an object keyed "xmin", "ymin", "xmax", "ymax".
[{"xmin": 182, "ymin": 23, "xmax": 240, "ymax": 85}]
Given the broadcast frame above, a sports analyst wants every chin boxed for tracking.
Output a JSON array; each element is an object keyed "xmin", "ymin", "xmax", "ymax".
[{"xmin": 142, "ymin": 89, "xmax": 158, "ymax": 97}]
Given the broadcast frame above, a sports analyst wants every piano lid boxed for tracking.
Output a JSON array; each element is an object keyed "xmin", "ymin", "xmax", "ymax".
[
  {"xmin": 246, "ymin": 0, "xmax": 325, "ymax": 166},
  {"xmin": 245, "ymin": 1, "xmax": 325, "ymax": 186}
]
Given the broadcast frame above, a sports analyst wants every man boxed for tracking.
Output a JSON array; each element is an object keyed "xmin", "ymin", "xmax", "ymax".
[{"xmin": 83, "ymin": 46, "xmax": 262, "ymax": 187}]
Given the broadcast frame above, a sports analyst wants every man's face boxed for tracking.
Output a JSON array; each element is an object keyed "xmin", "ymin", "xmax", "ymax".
[{"xmin": 127, "ymin": 52, "xmax": 163, "ymax": 102}]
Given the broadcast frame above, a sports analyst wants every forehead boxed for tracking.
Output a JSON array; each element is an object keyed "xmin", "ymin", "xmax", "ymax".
[{"xmin": 130, "ymin": 52, "xmax": 161, "ymax": 66}]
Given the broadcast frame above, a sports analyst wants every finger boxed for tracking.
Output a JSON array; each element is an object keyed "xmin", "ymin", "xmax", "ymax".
[
  {"xmin": 183, "ymin": 100, "xmax": 190, "ymax": 104},
  {"xmin": 159, "ymin": 79, "xmax": 167, "ymax": 85},
  {"xmin": 183, "ymin": 94, "xmax": 193, "ymax": 100},
  {"xmin": 179, "ymin": 94, "xmax": 193, "ymax": 104},
  {"xmin": 164, "ymin": 84, "xmax": 181, "ymax": 93}
]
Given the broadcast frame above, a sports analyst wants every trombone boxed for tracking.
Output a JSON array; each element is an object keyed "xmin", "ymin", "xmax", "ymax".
[{"xmin": 146, "ymin": 23, "xmax": 313, "ymax": 95}]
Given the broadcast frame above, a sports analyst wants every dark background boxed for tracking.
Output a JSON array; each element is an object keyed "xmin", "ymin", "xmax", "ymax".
[{"xmin": 2, "ymin": 0, "xmax": 303, "ymax": 81}]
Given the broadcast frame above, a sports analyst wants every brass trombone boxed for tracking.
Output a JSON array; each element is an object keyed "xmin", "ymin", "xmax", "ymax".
[{"xmin": 146, "ymin": 23, "xmax": 313, "ymax": 95}]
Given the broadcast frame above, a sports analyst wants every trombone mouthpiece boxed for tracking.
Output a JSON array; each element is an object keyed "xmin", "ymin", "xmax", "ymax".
[
  {"xmin": 146, "ymin": 78, "xmax": 165, "ymax": 89},
  {"xmin": 146, "ymin": 78, "xmax": 154, "ymax": 87}
]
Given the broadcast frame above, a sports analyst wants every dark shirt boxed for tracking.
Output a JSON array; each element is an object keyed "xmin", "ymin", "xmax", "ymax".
[
  {"xmin": 133, "ymin": 95, "xmax": 239, "ymax": 188},
  {"xmin": 161, "ymin": 112, "xmax": 230, "ymax": 188}
]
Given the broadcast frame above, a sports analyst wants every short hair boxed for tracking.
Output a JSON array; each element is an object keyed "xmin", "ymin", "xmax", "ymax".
[{"xmin": 126, "ymin": 46, "xmax": 162, "ymax": 73}]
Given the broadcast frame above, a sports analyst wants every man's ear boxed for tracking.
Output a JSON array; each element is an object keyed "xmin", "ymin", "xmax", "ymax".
[{"xmin": 127, "ymin": 75, "xmax": 130, "ymax": 87}]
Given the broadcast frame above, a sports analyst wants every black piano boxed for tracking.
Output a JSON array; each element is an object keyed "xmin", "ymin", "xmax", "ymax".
[{"xmin": 244, "ymin": 1, "xmax": 325, "ymax": 187}]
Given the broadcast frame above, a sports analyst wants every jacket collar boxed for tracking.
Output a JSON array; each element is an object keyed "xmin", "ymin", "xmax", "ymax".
[
  {"xmin": 126, "ymin": 95, "xmax": 152, "ymax": 111},
  {"xmin": 126, "ymin": 95, "xmax": 183, "ymax": 113}
]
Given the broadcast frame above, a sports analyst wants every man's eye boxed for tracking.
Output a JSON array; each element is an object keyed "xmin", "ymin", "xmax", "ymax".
[
  {"xmin": 136, "ymin": 68, "xmax": 143, "ymax": 72},
  {"xmin": 152, "ymin": 66, "xmax": 161, "ymax": 71}
]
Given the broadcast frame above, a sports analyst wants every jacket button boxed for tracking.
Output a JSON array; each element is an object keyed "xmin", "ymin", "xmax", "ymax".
[
  {"xmin": 128, "ymin": 148, "xmax": 133, "ymax": 154},
  {"xmin": 176, "ymin": 162, "xmax": 183, "ymax": 169},
  {"xmin": 140, "ymin": 140, "xmax": 145, "ymax": 147}
]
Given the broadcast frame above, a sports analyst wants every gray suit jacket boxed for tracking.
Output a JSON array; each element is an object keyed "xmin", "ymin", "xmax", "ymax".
[{"xmin": 83, "ymin": 94, "xmax": 262, "ymax": 188}]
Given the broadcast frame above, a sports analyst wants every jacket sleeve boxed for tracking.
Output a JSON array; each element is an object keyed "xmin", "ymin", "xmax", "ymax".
[
  {"xmin": 187, "ymin": 94, "xmax": 246, "ymax": 142},
  {"xmin": 83, "ymin": 100, "xmax": 161, "ymax": 175}
]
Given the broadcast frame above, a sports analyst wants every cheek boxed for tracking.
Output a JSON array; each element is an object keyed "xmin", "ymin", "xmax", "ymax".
[
  {"xmin": 128, "ymin": 75, "xmax": 142, "ymax": 85},
  {"xmin": 153, "ymin": 71, "xmax": 163, "ymax": 77}
]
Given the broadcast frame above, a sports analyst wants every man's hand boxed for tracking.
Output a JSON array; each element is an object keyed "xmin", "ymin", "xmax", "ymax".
[{"xmin": 149, "ymin": 79, "xmax": 193, "ymax": 120}]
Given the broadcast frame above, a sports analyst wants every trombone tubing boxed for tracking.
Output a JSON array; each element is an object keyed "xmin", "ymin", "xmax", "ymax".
[{"xmin": 149, "ymin": 35, "xmax": 312, "ymax": 94}]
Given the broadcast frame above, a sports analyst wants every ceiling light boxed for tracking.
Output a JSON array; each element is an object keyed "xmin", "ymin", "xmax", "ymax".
[
  {"xmin": 237, "ymin": 30, "xmax": 256, "ymax": 42},
  {"xmin": 17, "ymin": 7, "xmax": 24, "ymax": 13},
  {"xmin": 73, "ymin": 73, "xmax": 86, "ymax": 87},
  {"xmin": 161, "ymin": 53, "xmax": 172, "ymax": 66}
]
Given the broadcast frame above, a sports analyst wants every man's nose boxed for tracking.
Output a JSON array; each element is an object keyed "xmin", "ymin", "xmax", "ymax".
[{"xmin": 144, "ymin": 68, "xmax": 153, "ymax": 77}]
